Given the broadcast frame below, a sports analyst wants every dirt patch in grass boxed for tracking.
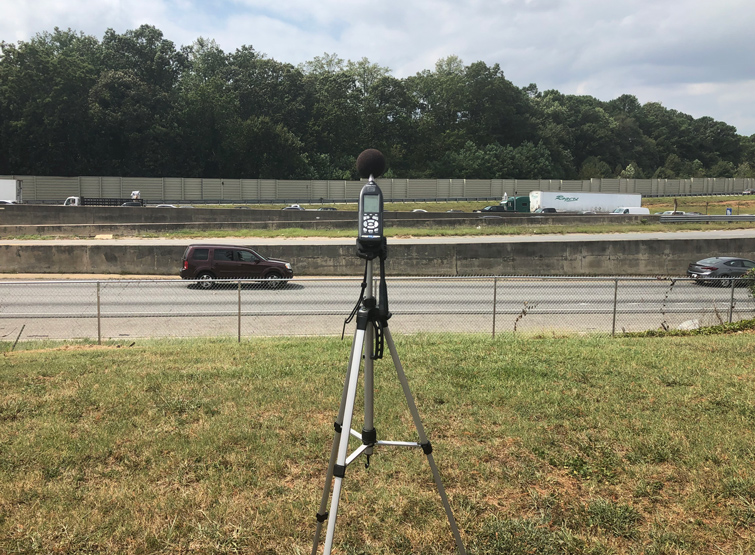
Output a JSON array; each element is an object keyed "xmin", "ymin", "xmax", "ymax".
[{"xmin": 4, "ymin": 343, "xmax": 134, "ymax": 355}]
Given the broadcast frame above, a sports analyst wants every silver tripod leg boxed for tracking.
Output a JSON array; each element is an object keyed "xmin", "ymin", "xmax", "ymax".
[
  {"xmin": 321, "ymin": 326, "xmax": 367, "ymax": 555},
  {"xmin": 362, "ymin": 323, "xmax": 375, "ymax": 462},
  {"xmin": 385, "ymin": 327, "xmax": 468, "ymax": 555},
  {"xmin": 311, "ymin": 331, "xmax": 361, "ymax": 555}
]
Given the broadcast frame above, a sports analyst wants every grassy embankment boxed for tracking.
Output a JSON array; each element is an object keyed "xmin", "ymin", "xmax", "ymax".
[
  {"xmin": 3, "ymin": 326, "xmax": 755, "ymax": 554},
  {"xmin": 141, "ymin": 195, "xmax": 755, "ymax": 240}
]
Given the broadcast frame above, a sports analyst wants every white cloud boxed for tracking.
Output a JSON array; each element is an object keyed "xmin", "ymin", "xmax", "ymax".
[{"xmin": 1, "ymin": 0, "xmax": 754, "ymax": 134}]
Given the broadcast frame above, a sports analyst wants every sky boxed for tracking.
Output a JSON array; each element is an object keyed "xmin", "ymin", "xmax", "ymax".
[{"xmin": 2, "ymin": 0, "xmax": 755, "ymax": 136}]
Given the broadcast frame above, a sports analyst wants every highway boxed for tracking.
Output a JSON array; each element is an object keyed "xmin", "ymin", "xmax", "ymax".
[{"xmin": 1, "ymin": 276, "xmax": 753, "ymax": 340}]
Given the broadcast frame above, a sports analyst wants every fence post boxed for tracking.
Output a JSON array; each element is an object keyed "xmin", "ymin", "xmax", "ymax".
[
  {"xmin": 729, "ymin": 278, "xmax": 736, "ymax": 323},
  {"xmin": 97, "ymin": 281, "xmax": 101, "ymax": 345},
  {"xmin": 238, "ymin": 280, "xmax": 242, "ymax": 342},
  {"xmin": 612, "ymin": 279, "xmax": 619, "ymax": 336},
  {"xmin": 492, "ymin": 277, "xmax": 498, "ymax": 339}
]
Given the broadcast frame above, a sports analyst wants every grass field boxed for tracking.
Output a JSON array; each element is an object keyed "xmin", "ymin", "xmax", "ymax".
[{"xmin": 3, "ymin": 329, "xmax": 755, "ymax": 554}]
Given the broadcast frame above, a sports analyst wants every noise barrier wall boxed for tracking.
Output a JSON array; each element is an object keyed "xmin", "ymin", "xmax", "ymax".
[{"xmin": 4, "ymin": 175, "xmax": 754, "ymax": 203}]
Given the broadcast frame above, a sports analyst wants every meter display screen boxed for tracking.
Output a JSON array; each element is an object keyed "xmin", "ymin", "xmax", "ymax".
[{"xmin": 363, "ymin": 195, "xmax": 381, "ymax": 213}]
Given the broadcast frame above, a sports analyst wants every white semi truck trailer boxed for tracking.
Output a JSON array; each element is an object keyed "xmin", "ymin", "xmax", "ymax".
[{"xmin": 529, "ymin": 191, "xmax": 641, "ymax": 213}]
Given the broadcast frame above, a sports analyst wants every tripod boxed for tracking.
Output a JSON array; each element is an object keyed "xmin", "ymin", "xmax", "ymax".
[{"xmin": 311, "ymin": 242, "xmax": 466, "ymax": 555}]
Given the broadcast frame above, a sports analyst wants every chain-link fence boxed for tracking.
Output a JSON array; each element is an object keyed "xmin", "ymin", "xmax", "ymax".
[{"xmin": 1, "ymin": 276, "xmax": 754, "ymax": 343}]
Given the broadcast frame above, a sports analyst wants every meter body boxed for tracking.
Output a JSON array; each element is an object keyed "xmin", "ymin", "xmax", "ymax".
[{"xmin": 358, "ymin": 182, "xmax": 384, "ymax": 243}]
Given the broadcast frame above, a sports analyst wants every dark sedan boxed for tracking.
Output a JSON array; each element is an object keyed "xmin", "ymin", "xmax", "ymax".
[
  {"xmin": 687, "ymin": 257, "xmax": 755, "ymax": 286},
  {"xmin": 473, "ymin": 205, "xmax": 507, "ymax": 213}
]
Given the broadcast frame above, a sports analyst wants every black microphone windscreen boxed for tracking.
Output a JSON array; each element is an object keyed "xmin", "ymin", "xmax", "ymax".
[{"xmin": 356, "ymin": 149, "xmax": 386, "ymax": 179}]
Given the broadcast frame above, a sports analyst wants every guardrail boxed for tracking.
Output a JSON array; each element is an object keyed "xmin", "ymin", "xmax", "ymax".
[
  {"xmin": 1, "ymin": 276, "xmax": 753, "ymax": 344},
  {"xmin": 660, "ymin": 214, "xmax": 755, "ymax": 223}
]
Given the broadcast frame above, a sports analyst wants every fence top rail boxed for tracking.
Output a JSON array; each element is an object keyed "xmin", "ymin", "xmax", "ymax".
[{"xmin": 0, "ymin": 275, "xmax": 729, "ymax": 286}]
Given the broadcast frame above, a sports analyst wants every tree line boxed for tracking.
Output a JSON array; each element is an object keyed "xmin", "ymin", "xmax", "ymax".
[{"xmin": 1, "ymin": 25, "xmax": 754, "ymax": 181}]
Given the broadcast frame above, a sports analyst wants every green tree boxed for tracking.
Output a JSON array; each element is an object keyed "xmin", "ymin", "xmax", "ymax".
[
  {"xmin": 406, "ymin": 56, "xmax": 477, "ymax": 177},
  {"xmin": 408, "ymin": 56, "xmax": 469, "ymax": 136},
  {"xmin": 173, "ymin": 38, "xmax": 235, "ymax": 177},
  {"xmin": 92, "ymin": 25, "xmax": 186, "ymax": 175},
  {"xmin": 567, "ymin": 97, "xmax": 623, "ymax": 170},
  {"xmin": 89, "ymin": 70, "xmax": 164, "ymax": 173},
  {"xmin": 298, "ymin": 52, "xmax": 345, "ymax": 75},
  {"xmin": 735, "ymin": 162, "xmax": 754, "ymax": 178},
  {"xmin": 0, "ymin": 28, "xmax": 101, "ymax": 175},
  {"xmin": 654, "ymin": 154, "xmax": 684, "ymax": 178},
  {"xmin": 605, "ymin": 96, "xmax": 659, "ymax": 174},
  {"xmin": 579, "ymin": 157, "xmax": 613, "ymax": 179},
  {"xmin": 101, "ymin": 25, "xmax": 186, "ymax": 94},
  {"xmin": 709, "ymin": 160, "xmax": 735, "ymax": 177},
  {"xmin": 619, "ymin": 162, "xmax": 644, "ymax": 179},
  {"xmin": 464, "ymin": 61, "xmax": 536, "ymax": 146},
  {"xmin": 346, "ymin": 57, "xmax": 391, "ymax": 98},
  {"xmin": 509, "ymin": 141, "xmax": 557, "ymax": 178},
  {"xmin": 638, "ymin": 102, "xmax": 700, "ymax": 175},
  {"xmin": 304, "ymin": 72, "xmax": 360, "ymax": 172},
  {"xmin": 435, "ymin": 141, "xmax": 503, "ymax": 178},
  {"xmin": 224, "ymin": 116, "xmax": 308, "ymax": 178},
  {"xmin": 356, "ymin": 75, "xmax": 416, "ymax": 176},
  {"xmin": 231, "ymin": 47, "xmax": 310, "ymax": 137},
  {"xmin": 529, "ymin": 90, "xmax": 578, "ymax": 178},
  {"xmin": 692, "ymin": 116, "xmax": 742, "ymax": 167}
]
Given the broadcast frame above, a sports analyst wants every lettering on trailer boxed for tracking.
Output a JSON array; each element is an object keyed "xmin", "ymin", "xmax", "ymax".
[{"xmin": 555, "ymin": 195, "xmax": 580, "ymax": 202}]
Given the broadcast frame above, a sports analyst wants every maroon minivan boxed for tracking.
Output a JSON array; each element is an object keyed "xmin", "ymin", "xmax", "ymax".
[{"xmin": 179, "ymin": 244, "xmax": 294, "ymax": 289}]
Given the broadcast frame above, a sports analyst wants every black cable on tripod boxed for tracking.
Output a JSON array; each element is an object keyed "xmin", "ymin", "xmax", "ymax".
[
  {"xmin": 378, "ymin": 253, "xmax": 391, "ymax": 323},
  {"xmin": 369, "ymin": 251, "xmax": 392, "ymax": 360},
  {"xmin": 342, "ymin": 261, "xmax": 369, "ymax": 340},
  {"xmin": 370, "ymin": 319, "xmax": 384, "ymax": 360},
  {"xmin": 343, "ymin": 241, "xmax": 391, "ymax": 359}
]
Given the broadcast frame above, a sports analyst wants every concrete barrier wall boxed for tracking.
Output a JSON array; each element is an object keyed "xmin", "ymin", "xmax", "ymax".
[{"xmin": 0, "ymin": 236, "xmax": 750, "ymax": 276}]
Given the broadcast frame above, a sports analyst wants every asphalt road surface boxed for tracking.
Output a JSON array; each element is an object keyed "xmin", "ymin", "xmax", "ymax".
[{"xmin": 1, "ymin": 276, "xmax": 752, "ymax": 341}]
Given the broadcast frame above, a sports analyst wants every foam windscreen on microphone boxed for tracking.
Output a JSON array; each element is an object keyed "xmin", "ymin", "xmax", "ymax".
[{"xmin": 356, "ymin": 149, "xmax": 386, "ymax": 179}]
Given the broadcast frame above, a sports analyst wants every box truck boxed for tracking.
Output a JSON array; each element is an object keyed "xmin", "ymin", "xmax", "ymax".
[
  {"xmin": 0, "ymin": 179, "xmax": 22, "ymax": 203},
  {"xmin": 529, "ymin": 191, "xmax": 641, "ymax": 213}
]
